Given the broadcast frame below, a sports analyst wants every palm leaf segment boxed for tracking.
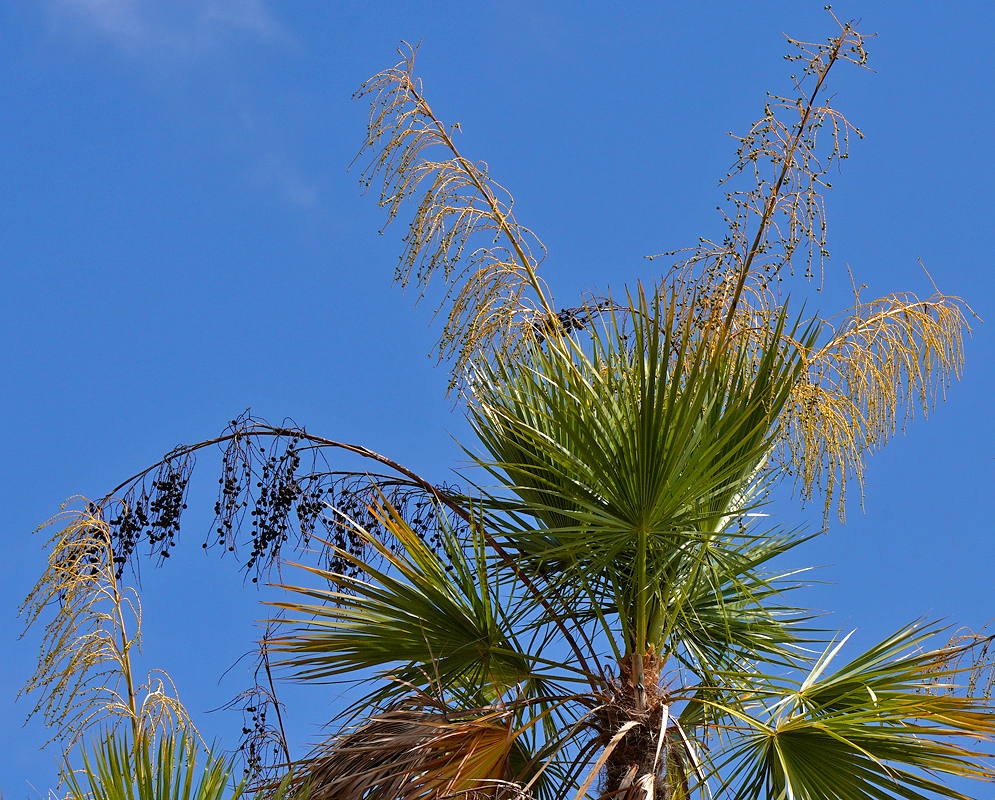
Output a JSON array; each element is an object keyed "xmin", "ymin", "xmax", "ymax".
[
  {"xmin": 271, "ymin": 502, "xmax": 579, "ymax": 705},
  {"xmin": 713, "ymin": 622, "xmax": 995, "ymax": 800},
  {"xmin": 64, "ymin": 732, "xmax": 246, "ymax": 800}
]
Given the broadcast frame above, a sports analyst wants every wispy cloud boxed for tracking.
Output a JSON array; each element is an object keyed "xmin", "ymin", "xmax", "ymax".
[
  {"xmin": 46, "ymin": 0, "xmax": 317, "ymax": 211},
  {"xmin": 49, "ymin": 0, "xmax": 289, "ymax": 57},
  {"xmin": 263, "ymin": 154, "xmax": 320, "ymax": 209}
]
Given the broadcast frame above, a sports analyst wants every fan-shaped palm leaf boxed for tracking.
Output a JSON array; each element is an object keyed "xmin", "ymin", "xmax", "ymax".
[
  {"xmin": 469, "ymin": 287, "xmax": 817, "ymax": 673},
  {"xmin": 64, "ymin": 731, "xmax": 247, "ymax": 800},
  {"xmin": 709, "ymin": 622, "xmax": 995, "ymax": 800},
  {"xmin": 270, "ymin": 501, "xmax": 581, "ymax": 706}
]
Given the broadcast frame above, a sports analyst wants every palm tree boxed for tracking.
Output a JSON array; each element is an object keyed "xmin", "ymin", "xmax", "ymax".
[
  {"xmin": 22, "ymin": 10, "xmax": 993, "ymax": 799},
  {"xmin": 269, "ymin": 290, "xmax": 993, "ymax": 800},
  {"xmin": 261, "ymin": 15, "xmax": 991, "ymax": 798}
]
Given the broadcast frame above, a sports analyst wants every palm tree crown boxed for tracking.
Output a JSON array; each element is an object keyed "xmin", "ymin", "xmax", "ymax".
[{"xmin": 21, "ymin": 12, "xmax": 992, "ymax": 800}]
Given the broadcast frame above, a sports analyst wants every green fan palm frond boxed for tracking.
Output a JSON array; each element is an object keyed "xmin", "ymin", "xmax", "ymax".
[
  {"xmin": 269, "ymin": 501, "xmax": 581, "ymax": 705},
  {"xmin": 710, "ymin": 622, "xmax": 995, "ymax": 800},
  {"xmin": 469, "ymin": 287, "xmax": 817, "ymax": 669},
  {"xmin": 63, "ymin": 731, "xmax": 249, "ymax": 800}
]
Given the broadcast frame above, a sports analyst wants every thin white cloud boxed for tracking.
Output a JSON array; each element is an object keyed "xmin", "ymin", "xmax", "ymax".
[
  {"xmin": 49, "ymin": 0, "xmax": 289, "ymax": 57},
  {"xmin": 47, "ymin": 0, "xmax": 316, "ymax": 211},
  {"xmin": 260, "ymin": 154, "xmax": 321, "ymax": 209},
  {"xmin": 201, "ymin": 0, "xmax": 281, "ymax": 41}
]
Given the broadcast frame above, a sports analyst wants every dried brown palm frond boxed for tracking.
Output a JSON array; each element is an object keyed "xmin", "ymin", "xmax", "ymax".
[
  {"xmin": 18, "ymin": 498, "xmax": 196, "ymax": 750},
  {"xmin": 354, "ymin": 43, "xmax": 558, "ymax": 390},
  {"xmin": 287, "ymin": 692, "xmax": 530, "ymax": 800},
  {"xmin": 782, "ymin": 291, "xmax": 970, "ymax": 518}
]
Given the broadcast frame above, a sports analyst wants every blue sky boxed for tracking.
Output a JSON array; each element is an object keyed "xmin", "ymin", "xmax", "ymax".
[{"xmin": 2, "ymin": 1, "xmax": 993, "ymax": 794}]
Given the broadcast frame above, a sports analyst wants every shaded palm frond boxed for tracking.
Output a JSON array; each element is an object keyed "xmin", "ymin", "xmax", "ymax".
[
  {"xmin": 785, "ymin": 291, "xmax": 970, "ymax": 518},
  {"xmin": 18, "ymin": 499, "xmax": 195, "ymax": 749},
  {"xmin": 355, "ymin": 43, "xmax": 557, "ymax": 388}
]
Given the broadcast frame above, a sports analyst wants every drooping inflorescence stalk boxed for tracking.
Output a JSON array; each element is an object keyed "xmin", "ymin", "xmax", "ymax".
[
  {"xmin": 354, "ymin": 43, "xmax": 559, "ymax": 390},
  {"xmin": 18, "ymin": 501, "xmax": 196, "ymax": 754}
]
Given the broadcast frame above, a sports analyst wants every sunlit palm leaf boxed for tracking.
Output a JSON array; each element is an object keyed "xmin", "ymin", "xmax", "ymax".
[
  {"xmin": 64, "ymin": 731, "xmax": 249, "ymax": 800},
  {"xmin": 469, "ymin": 287, "xmax": 816, "ymax": 667},
  {"xmin": 709, "ymin": 622, "xmax": 995, "ymax": 800}
]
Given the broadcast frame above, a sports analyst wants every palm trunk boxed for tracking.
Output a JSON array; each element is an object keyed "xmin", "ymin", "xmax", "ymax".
[{"xmin": 598, "ymin": 653, "xmax": 684, "ymax": 800}]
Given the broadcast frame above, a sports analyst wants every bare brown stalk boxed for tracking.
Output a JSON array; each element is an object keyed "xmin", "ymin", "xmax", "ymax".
[{"xmin": 99, "ymin": 422, "xmax": 605, "ymax": 693}]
